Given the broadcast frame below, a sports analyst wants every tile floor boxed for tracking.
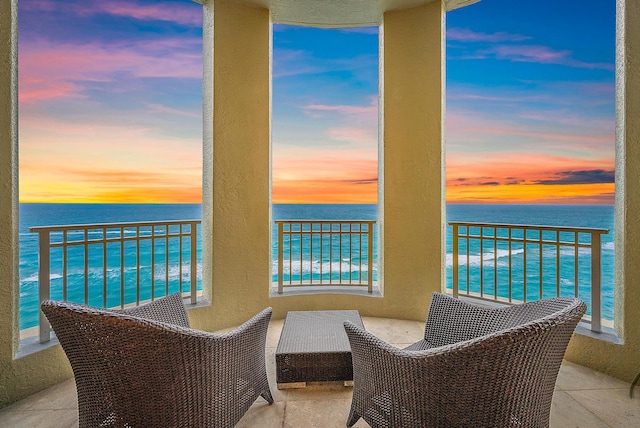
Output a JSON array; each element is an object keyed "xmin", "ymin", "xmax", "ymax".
[{"xmin": 1, "ymin": 316, "xmax": 639, "ymax": 427}]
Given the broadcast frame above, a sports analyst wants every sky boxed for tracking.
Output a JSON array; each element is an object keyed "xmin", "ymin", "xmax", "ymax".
[{"xmin": 18, "ymin": 0, "xmax": 616, "ymax": 204}]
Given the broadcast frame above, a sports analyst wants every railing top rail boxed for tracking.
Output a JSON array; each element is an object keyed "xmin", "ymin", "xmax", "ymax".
[
  {"xmin": 448, "ymin": 221, "xmax": 609, "ymax": 235},
  {"xmin": 274, "ymin": 220, "xmax": 376, "ymax": 224},
  {"xmin": 30, "ymin": 219, "xmax": 201, "ymax": 233}
]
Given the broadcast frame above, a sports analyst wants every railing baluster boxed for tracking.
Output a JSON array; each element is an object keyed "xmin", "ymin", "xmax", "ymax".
[
  {"xmin": 448, "ymin": 221, "xmax": 608, "ymax": 333},
  {"xmin": 480, "ymin": 227, "xmax": 484, "ymax": 298},
  {"xmin": 120, "ymin": 226, "xmax": 125, "ymax": 308},
  {"xmin": 165, "ymin": 225, "xmax": 169, "ymax": 296},
  {"xmin": 539, "ymin": 230, "xmax": 543, "ymax": 300},
  {"xmin": 62, "ymin": 231, "xmax": 68, "ymax": 302},
  {"xmin": 30, "ymin": 220, "xmax": 201, "ymax": 336},
  {"xmin": 523, "ymin": 228, "xmax": 527, "ymax": 302},
  {"xmin": 508, "ymin": 228, "xmax": 512, "ymax": 303},
  {"xmin": 278, "ymin": 222, "xmax": 284, "ymax": 293},
  {"xmin": 102, "ymin": 227, "xmax": 107, "ymax": 308},
  {"xmin": 556, "ymin": 230, "xmax": 560, "ymax": 298},
  {"xmin": 38, "ymin": 230, "xmax": 51, "ymax": 343},
  {"xmin": 273, "ymin": 220, "xmax": 378, "ymax": 291},
  {"xmin": 179, "ymin": 224, "xmax": 183, "ymax": 294},
  {"xmin": 452, "ymin": 224, "xmax": 459, "ymax": 298},
  {"xmin": 151, "ymin": 226, "xmax": 155, "ymax": 300},
  {"xmin": 493, "ymin": 227, "xmax": 498, "ymax": 300},
  {"xmin": 84, "ymin": 229, "xmax": 88, "ymax": 305},
  {"xmin": 574, "ymin": 232, "xmax": 579, "ymax": 298},
  {"xmin": 190, "ymin": 222, "xmax": 197, "ymax": 304},
  {"xmin": 367, "ymin": 222, "xmax": 373, "ymax": 292},
  {"xmin": 465, "ymin": 228, "xmax": 469, "ymax": 295},
  {"xmin": 591, "ymin": 232, "xmax": 602, "ymax": 332},
  {"xmin": 136, "ymin": 226, "xmax": 141, "ymax": 305}
]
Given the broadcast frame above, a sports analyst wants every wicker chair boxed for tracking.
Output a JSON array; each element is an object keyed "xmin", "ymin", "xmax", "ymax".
[
  {"xmin": 41, "ymin": 294, "xmax": 274, "ymax": 428},
  {"xmin": 344, "ymin": 292, "xmax": 586, "ymax": 427}
]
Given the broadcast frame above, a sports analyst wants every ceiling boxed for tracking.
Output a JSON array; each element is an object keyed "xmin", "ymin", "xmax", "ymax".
[{"xmin": 194, "ymin": 0, "xmax": 481, "ymax": 27}]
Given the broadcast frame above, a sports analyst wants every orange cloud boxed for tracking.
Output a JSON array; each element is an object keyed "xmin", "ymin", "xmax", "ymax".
[
  {"xmin": 20, "ymin": 165, "xmax": 202, "ymax": 203},
  {"xmin": 272, "ymin": 153, "xmax": 378, "ymax": 203},
  {"xmin": 447, "ymin": 183, "xmax": 614, "ymax": 205}
]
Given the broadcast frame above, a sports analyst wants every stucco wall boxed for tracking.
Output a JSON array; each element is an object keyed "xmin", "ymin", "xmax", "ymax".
[
  {"xmin": 0, "ymin": 0, "xmax": 73, "ymax": 408},
  {"xmin": 564, "ymin": 0, "xmax": 640, "ymax": 381},
  {"xmin": 189, "ymin": 0, "xmax": 445, "ymax": 330}
]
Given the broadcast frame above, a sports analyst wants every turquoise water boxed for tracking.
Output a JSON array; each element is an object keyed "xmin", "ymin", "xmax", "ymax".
[{"xmin": 19, "ymin": 203, "xmax": 614, "ymax": 329}]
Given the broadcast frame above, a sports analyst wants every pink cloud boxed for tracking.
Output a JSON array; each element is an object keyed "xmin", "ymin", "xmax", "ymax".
[
  {"xmin": 95, "ymin": 2, "xmax": 201, "ymax": 26},
  {"xmin": 23, "ymin": 0, "xmax": 201, "ymax": 26},
  {"xmin": 446, "ymin": 108, "xmax": 614, "ymax": 150},
  {"xmin": 146, "ymin": 103, "xmax": 201, "ymax": 118},
  {"xmin": 304, "ymin": 103, "xmax": 377, "ymax": 116},
  {"xmin": 446, "ymin": 152, "xmax": 614, "ymax": 186},
  {"xmin": 327, "ymin": 127, "xmax": 377, "ymax": 145},
  {"xmin": 18, "ymin": 77, "xmax": 84, "ymax": 102},
  {"xmin": 470, "ymin": 45, "xmax": 614, "ymax": 70},
  {"xmin": 19, "ymin": 38, "xmax": 201, "ymax": 102},
  {"xmin": 447, "ymin": 28, "xmax": 531, "ymax": 43}
]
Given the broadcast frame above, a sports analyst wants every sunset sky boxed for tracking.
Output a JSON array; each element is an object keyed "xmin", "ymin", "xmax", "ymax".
[{"xmin": 18, "ymin": 0, "xmax": 616, "ymax": 204}]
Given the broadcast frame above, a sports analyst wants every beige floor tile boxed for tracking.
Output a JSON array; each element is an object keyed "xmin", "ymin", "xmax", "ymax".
[
  {"xmin": 567, "ymin": 387, "xmax": 640, "ymax": 427},
  {"xmin": 1, "ymin": 380, "xmax": 77, "ymax": 412},
  {"xmin": 361, "ymin": 317, "xmax": 425, "ymax": 347},
  {"xmin": 265, "ymin": 346, "xmax": 288, "ymax": 402},
  {"xmin": 0, "ymin": 409, "xmax": 78, "ymax": 428},
  {"xmin": 284, "ymin": 382, "xmax": 354, "ymax": 402},
  {"xmin": 550, "ymin": 390, "xmax": 608, "ymax": 428},
  {"xmin": 557, "ymin": 360, "xmax": 630, "ymax": 391},
  {"xmin": 284, "ymin": 397, "xmax": 368, "ymax": 428},
  {"xmin": 561, "ymin": 360, "xmax": 630, "ymax": 391},
  {"xmin": 1, "ymin": 317, "xmax": 636, "ymax": 428},
  {"xmin": 236, "ymin": 401, "xmax": 286, "ymax": 428},
  {"xmin": 266, "ymin": 319, "xmax": 284, "ymax": 348}
]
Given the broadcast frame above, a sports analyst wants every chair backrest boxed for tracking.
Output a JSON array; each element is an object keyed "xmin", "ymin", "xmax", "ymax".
[
  {"xmin": 41, "ymin": 300, "xmax": 197, "ymax": 427},
  {"xmin": 114, "ymin": 292, "xmax": 190, "ymax": 327},
  {"xmin": 41, "ymin": 299, "xmax": 273, "ymax": 427},
  {"xmin": 423, "ymin": 292, "xmax": 585, "ymax": 347},
  {"xmin": 345, "ymin": 295, "xmax": 586, "ymax": 427}
]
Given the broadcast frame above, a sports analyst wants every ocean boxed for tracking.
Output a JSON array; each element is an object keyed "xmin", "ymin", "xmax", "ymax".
[{"xmin": 18, "ymin": 203, "xmax": 614, "ymax": 330}]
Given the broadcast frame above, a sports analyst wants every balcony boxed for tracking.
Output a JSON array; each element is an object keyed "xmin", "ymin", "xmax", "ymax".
[
  {"xmin": 26, "ymin": 218, "xmax": 610, "ymax": 341},
  {"xmin": 3, "ymin": 0, "xmax": 640, "ymax": 417},
  {"xmin": 1, "ymin": 315, "xmax": 639, "ymax": 427}
]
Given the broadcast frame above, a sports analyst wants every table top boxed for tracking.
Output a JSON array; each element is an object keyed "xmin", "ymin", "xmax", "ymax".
[{"xmin": 276, "ymin": 310, "xmax": 364, "ymax": 355}]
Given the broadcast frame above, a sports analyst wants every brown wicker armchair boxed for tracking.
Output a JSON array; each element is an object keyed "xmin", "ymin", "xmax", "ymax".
[
  {"xmin": 41, "ymin": 294, "xmax": 273, "ymax": 428},
  {"xmin": 344, "ymin": 292, "xmax": 586, "ymax": 427}
]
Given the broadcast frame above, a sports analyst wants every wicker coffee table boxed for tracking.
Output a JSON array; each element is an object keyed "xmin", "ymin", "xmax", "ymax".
[{"xmin": 275, "ymin": 310, "xmax": 364, "ymax": 389}]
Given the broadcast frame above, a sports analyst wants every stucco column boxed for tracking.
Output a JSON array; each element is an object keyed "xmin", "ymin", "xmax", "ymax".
[
  {"xmin": 0, "ymin": 0, "xmax": 19, "ymax": 359},
  {"xmin": 0, "ymin": 0, "xmax": 71, "ymax": 407},
  {"xmin": 381, "ymin": 1, "xmax": 445, "ymax": 314},
  {"xmin": 198, "ymin": 0, "xmax": 272, "ymax": 329},
  {"xmin": 564, "ymin": 0, "xmax": 640, "ymax": 382}
]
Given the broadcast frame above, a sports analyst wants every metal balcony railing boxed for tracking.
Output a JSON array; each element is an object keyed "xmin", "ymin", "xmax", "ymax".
[
  {"xmin": 449, "ymin": 221, "xmax": 609, "ymax": 333},
  {"xmin": 275, "ymin": 220, "xmax": 377, "ymax": 293},
  {"xmin": 31, "ymin": 220, "xmax": 201, "ymax": 343}
]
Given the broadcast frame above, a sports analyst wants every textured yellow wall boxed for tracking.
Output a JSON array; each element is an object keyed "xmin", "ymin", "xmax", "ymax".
[
  {"xmin": 379, "ymin": 1, "xmax": 445, "ymax": 319},
  {"xmin": 0, "ymin": 0, "xmax": 72, "ymax": 408},
  {"xmin": 190, "ymin": 1, "xmax": 446, "ymax": 331},
  {"xmin": 564, "ymin": 0, "xmax": 640, "ymax": 381}
]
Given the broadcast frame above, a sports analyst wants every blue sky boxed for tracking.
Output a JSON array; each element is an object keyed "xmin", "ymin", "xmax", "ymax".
[{"xmin": 18, "ymin": 0, "xmax": 616, "ymax": 204}]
